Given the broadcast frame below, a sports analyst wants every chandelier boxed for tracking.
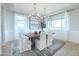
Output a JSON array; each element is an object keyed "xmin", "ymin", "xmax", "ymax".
[
  {"xmin": 29, "ymin": 3, "xmax": 50, "ymax": 19},
  {"xmin": 29, "ymin": 3, "xmax": 40, "ymax": 18}
]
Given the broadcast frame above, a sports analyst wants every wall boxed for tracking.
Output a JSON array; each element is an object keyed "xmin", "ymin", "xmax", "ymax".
[
  {"xmin": 68, "ymin": 8, "xmax": 79, "ymax": 44},
  {"xmin": 0, "ymin": 3, "xmax": 2, "ymax": 55},
  {"xmin": 4, "ymin": 10, "xmax": 15, "ymax": 42},
  {"xmin": 53, "ymin": 30, "xmax": 68, "ymax": 41},
  {"xmin": 1, "ymin": 4, "xmax": 15, "ymax": 43}
]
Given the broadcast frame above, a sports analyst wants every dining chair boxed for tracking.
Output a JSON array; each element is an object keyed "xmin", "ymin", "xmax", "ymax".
[
  {"xmin": 35, "ymin": 32, "xmax": 46, "ymax": 50},
  {"xmin": 19, "ymin": 33, "xmax": 31, "ymax": 52},
  {"xmin": 47, "ymin": 32, "xmax": 54, "ymax": 47}
]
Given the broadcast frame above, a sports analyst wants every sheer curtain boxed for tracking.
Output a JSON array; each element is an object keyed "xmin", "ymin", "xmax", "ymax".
[
  {"xmin": 45, "ymin": 11, "xmax": 70, "ymax": 41},
  {"xmin": 15, "ymin": 13, "xmax": 29, "ymax": 40},
  {"xmin": 64, "ymin": 11, "xmax": 70, "ymax": 32},
  {"xmin": 46, "ymin": 11, "xmax": 69, "ymax": 32}
]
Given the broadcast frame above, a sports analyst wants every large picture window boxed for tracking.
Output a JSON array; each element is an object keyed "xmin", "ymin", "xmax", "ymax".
[
  {"xmin": 52, "ymin": 18, "xmax": 65, "ymax": 30},
  {"xmin": 46, "ymin": 15, "xmax": 66, "ymax": 31},
  {"xmin": 30, "ymin": 17, "xmax": 40, "ymax": 31},
  {"xmin": 15, "ymin": 14, "xmax": 25, "ymax": 33},
  {"xmin": 16, "ymin": 16, "xmax": 25, "ymax": 29}
]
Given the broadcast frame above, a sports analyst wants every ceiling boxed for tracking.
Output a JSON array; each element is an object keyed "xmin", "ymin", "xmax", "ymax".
[{"xmin": 5, "ymin": 3, "xmax": 79, "ymax": 15}]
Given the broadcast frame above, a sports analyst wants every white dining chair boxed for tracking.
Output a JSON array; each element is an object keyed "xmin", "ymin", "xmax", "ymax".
[
  {"xmin": 35, "ymin": 32, "xmax": 46, "ymax": 50},
  {"xmin": 47, "ymin": 32, "xmax": 53, "ymax": 47},
  {"xmin": 19, "ymin": 33, "xmax": 31, "ymax": 53}
]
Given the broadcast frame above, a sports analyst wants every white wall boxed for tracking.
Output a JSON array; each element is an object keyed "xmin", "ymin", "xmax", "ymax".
[
  {"xmin": 1, "ymin": 4, "xmax": 15, "ymax": 43},
  {"xmin": 68, "ymin": 8, "xmax": 79, "ymax": 44},
  {"xmin": 53, "ymin": 31, "xmax": 68, "ymax": 41},
  {"xmin": 4, "ymin": 10, "xmax": 15, "ymax": 42},
  {"xmin": 0, "ymin": 3, "xmax": 2, "ymax": 55},
  {"xmin": 1, "ymin": 5, "xmax": 15, "ymax": 55}
]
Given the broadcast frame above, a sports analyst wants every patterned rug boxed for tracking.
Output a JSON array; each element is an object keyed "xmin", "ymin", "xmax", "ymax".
[{"xmin": 20, "ymin": 39, "xmax": 65, "ymax": 56}]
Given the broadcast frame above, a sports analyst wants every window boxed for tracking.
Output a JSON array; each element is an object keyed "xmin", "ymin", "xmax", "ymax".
[
  {"xmin": 52, "ymin": 19, "xmax": 65, "ymax": 29},
  {"xmin": 16, "ymin": 16, "xmax": 25, "ymax": 29},
  {"xmin": 46, "ymin": 16, "xmax": 66, "ymax": 31},
  {"xmin": 47, "ymin": 20, "xmax": 52, "ymax": 30},
  {"xmin": 15, "ymin": 14, "xmax": 25, "ymax": 33},
  {"xmin": 30, "ymin": 18, "xmax": 39, "ymax": 31}
]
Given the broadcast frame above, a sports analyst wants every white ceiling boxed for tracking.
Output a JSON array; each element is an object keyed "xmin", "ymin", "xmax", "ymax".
[{"xmin": 5, "ymin": 3, "xmax": 79, "ymax": 15}]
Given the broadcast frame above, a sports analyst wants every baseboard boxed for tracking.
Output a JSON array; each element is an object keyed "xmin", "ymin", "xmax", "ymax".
[{"xmin": 68, "ymin": 40, "xmax": 79, "ymax": 45}]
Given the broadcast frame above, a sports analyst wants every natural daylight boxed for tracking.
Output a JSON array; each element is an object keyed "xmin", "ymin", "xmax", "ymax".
[{"xmin": 0, "ymin": 3, "xmax": 79, "ymax": 56}]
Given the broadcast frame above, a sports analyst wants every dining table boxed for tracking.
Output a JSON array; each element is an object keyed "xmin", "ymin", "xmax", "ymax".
[
  {"xmin": 23, "ymin": 32, "xmax": 55, "ymax": 50},
  {"xmin": 24, "ymin": 33, "xmax": 40, "ymax": 49}
]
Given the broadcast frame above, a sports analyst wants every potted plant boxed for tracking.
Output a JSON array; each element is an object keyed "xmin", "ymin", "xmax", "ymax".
[{"xmin": 41, "ymin": 17, "xmax": 46, "ymax": 31}]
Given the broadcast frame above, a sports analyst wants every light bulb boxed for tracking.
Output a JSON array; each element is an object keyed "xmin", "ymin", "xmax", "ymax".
[
  {"xmin": 44, "ymin": 16, "xmax": 46, "ymax": 18},
  {"xmin": 32, "ymin": 13, "xmax": 34, "ymax": 15},
  {"xmin": 37, "ymin": 13, "xmax": 40, "ymax": 17},
  {"xmin": 48, "ymin": 16, "xmax": 50, "ymax": 18},
  {"xmin": 29, "ymin": 14, "xmax": 31, "ymax": 17}
]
